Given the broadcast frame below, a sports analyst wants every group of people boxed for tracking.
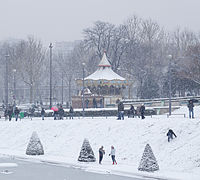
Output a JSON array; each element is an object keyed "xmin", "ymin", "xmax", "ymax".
[
  {"xmin": 117, "ymin": 102, "xmax": 146, "ymax": 120},
  {"xmin": 85, "ymin": 98, "xmax": 104, "ymax": 108},
  {"xmin": 4, "ymin": 106, "xmax": 20, "ymax": 121},
  {"xmin": 98, "ymin": 129, "xmax": 177, "ymax": 166},
  {"xmin": 51, "ymin": 105, "xmax": 74, "ymax": 120},
  {"xmin": 99, "ymin": 146, "xmax": 117, "ymax": 165},
  {"xmin": 53, "ymin": 105, "xmax": 65, "ymax": 120}
]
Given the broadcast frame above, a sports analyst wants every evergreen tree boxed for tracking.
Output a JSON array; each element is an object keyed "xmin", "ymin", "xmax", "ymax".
[
  {"xmin": 26, "ymin": 131, "xmax": 44, "ymax": 155},
  {"xmin": 78, "ymin": 139, "xmax": 96, "ymax": 162},
  {"xmin": 138, "ymin": 144, "xmax": 159, "ymax": 172}
]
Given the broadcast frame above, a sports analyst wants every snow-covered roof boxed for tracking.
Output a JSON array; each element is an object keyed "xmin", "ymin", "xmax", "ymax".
[
  {"xmin": 98, "ymin": 52, "xmax": 111, "ymax": 67},
  {"xmin": 85, "ymin": 66, "xmax": 125, "ymax": 81},
  {"xmin": 85, "ymin": 52, "xmax": 125, "ymax": 81}
]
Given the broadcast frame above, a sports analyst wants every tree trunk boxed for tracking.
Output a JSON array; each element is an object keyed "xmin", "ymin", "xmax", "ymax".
[{"xmin": 30, "ymin": 85, "xmax": 33, "ymax": 104}]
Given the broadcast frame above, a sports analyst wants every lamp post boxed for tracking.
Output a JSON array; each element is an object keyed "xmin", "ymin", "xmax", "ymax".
[
  {"xmin": 5, "ymin": 54, "xmax": 9, "ymax": 109},
  {"xmin": 82, "ymin": 63, "xmax": 85, "ymax": 117},
  {"xmin": 61, "ymin": 72, "xmax": 64, "ymax": 105},
  {"xmin": 49, "ymin": 43, "xmax": 53, "ymax": 109},
  {"xmin": 13, "ymin": 69, "xmax": 16, "ymax": 105},
  {"xmin": 168, "ymin": 54, "xmax": 172, "ymax": 116}
]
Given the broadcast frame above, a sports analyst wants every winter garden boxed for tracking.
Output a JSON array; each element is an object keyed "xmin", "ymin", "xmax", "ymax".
[{"xmin": 0, "ymin": 10, "xmax": 200, "ymax": 180}]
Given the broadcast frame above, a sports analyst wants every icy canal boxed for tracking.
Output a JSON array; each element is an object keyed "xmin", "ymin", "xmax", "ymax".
[{"xmin": 0, "ymin": 157, "xmax": 145, "ymax": 180}]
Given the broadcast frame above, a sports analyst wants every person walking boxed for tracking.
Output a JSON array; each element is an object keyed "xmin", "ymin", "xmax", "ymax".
[
  {"xmin": 109, "ymin": 146, "xmax": 117, "ymax": 165},
  {"xmin": 117, "ymin": 101, "xmax": 124, "ymax": 120},
  {"xmin": 4, "ymin": 108, "xmax": 8, "ymax": 121},
  {"xmin": 14, "ymin": 107, "xmax": 20, "ymax": 121},
  {"xmin": 41, "ymin": 108, "xmax": 45, "ymax": 120},
  {"xmin": 7, "ymin": 107, "xmax": 13, "ymax": 121},
  {"xmin": 166, "ymin": 129, "xmax": 177, "ymax": 142},
  {"xmin": 99, "ymin": 99, "xmax": 103, "ymax": 108},
  {"xmin": 99, "ymin": 146, "xmax": 105, "ymax": 164},
  {"xmin": 93, "ymin": 97, "xmax": 97, "ymax": 108},
  {"xmin": 128, "ymin": 105, "xmax": 135, "ymax": 118},
  {"xmin": 69, "ymin": 106, "xmax": 74, "ymax": 119},
  {"xmin": 140, "ymin": 104, "xmax": 145, "ymax": 119},
  {"xmin": 85, "ymin": 99, "xmax": 89, "ymax": 108},
  {"xmin": 58, "ymin": 106, "xmax": 64, "ymax": 120},
  {"xmin": 29, "ymin": 107, "xmax": 35, "ymax": 120},
  {"xmin": 187, "ymin": 100, "xmax": 194, "ymax": 119}
]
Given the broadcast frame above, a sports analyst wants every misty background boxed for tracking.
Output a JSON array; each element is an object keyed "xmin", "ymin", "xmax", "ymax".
[
  {"xmin": 0, "ymin": 0, "xmax": 200, "ymax": 43},
  {"xmin": 0, "ymin": 0, "xmax": 200, "ymax": 106}
]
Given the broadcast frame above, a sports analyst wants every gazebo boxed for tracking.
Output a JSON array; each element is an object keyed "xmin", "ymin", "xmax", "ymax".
[{"xmin": 74, "ymin": 53, "xmax": 128, "ymax": 108}]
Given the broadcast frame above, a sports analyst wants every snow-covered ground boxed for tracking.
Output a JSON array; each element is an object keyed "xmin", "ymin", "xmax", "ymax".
[{"xmin": 0, "ymin": 106, "xmax": 200, "ymax": 180}]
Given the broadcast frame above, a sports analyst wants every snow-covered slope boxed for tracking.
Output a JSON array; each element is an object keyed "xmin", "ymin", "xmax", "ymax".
[{"xmin": 0, "ymin": 106, "xmax": 199, "ymax": 179}]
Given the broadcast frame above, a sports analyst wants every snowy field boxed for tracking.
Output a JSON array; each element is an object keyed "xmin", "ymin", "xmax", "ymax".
[{"xmin": 0, "ymin": 106, "xmax": 200, "ymax": 180}]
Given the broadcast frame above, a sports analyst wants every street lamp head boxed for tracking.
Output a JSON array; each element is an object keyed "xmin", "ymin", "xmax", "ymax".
[
  {"xmin": 168, "ymin": 54, "xmax": 172, "ymax": 59},
  {"xmin": 82, "ymin": 62, "xmax": 86, "ymax": 66}
]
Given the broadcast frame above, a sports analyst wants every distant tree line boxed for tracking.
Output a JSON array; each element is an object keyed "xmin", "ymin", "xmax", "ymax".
[
  {"xmin": 73, "ymin": 15, "xmax": 200, "ymax": 99},
  {"xmin": 0, "ymin": 15, "xmax": 200, "ymax": 105}
]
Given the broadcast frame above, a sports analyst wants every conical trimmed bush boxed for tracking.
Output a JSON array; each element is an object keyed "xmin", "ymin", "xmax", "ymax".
[
  {"xmin": 78, "ymin": 138, "xmax": 96, "ymax": 162},
  {"xmin": 26, "ymin": 131, "xmax": 44, "ymax": 155},
  {"xmin": 138, "ymin": 144, "xmax": 159, "ymax": 172}
]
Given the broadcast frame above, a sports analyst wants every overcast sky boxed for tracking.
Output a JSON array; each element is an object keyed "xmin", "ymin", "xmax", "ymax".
[{"xmin": 0, "ymin": 0, "xmax": 199, "ymax": 44}]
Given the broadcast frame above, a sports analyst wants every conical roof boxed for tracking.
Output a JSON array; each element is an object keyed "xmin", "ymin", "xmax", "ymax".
[
  {"xmin": 76, "ymin": 52, "xmax": 128, "ymax": 87},
  {"xmin": 85, "ymin": 53, "xmax": 125, "ymax": 81},
  {"xmin": 98, "ymin": 52, "xmax": 111, "ymax": 67}
]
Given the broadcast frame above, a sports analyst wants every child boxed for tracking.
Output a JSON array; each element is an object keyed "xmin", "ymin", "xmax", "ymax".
[
  {"xmin": 109, "ymin": 146, "xmax": 117, "ymax": 165},
  {"xmin": 99, "ymin": 146, "xmax": 105, "ymax": 164},
  {"xmin": 167, "ymin": 129, "xmax": 177, "ymax": 142}
]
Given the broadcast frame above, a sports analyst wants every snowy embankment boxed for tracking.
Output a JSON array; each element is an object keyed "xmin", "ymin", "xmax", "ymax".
[{"xmin": 0, "ymin": 106, "xmax": 200, "ymax": 180}]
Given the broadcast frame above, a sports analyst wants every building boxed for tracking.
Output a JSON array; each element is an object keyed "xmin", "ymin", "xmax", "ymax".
[{"xmin": 74, "ymin": 52, "xmax": 128, "ymax": 108}]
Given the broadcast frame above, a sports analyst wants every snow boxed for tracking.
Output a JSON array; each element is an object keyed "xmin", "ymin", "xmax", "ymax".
[
  {"xmin": 85, "ymin": 66, "xmax": 125, "ymax": 81},
  {"xmin": 26, "ymin": 131, "xmax": 44, "ymax": 155},
  {"xmin": 138, "ymin": 144, "xmax": 159, "ymax": 172},
  {"xmin": 0, "ymin": 163, "xmax": 18, "ymax": 167},
  {"xmin": 0, "ymin": 106, "xmax": 200, "ymax": 180},
  {"xmin": 98, "ymin": 52, "xmax": 111, "ymax": 67}
]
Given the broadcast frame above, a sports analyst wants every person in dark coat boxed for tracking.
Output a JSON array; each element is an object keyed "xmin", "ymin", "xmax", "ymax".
[
  {"xmin": 93, "ymin": 98, "xmax": 97, "ymax": 108},
  {"xmin": 99, "ymin": 99, "xmax": 103, "ymax": 108},
  {"xmin": 85, "ymin": 99, "xmax": 89, "ymax": 108},
  {"xmin": 41, "ymin": 108, "xmax": 45, "ymax": 120},
  {"xmin": 58, "ymin": 106, "xmax": 64, "ymax": 120},
  {"xmin": 69, "ymin": 106, "xmax": 74, "ymax": 119},
  {"xmin": 14, "ymin": 107, "xmax": 20, "ymax": 121},
  {"xmin": 4, "ymin": 108, "xmax": 8, "ymax": 120},
  {"xmin": 117, "ymin": 101, "xmax": 124, "ymax": 120},
  {"xmin": 29, "ymin": 107, "xmax": 35, "ymax": 120},
  {"xmin": 140, "ymin": 104, "xmax": 145, "ymax": 119},
  {"xmin": 128, "ymin": 105, "xmax": 135, "ymax": 118},
  {"xmin": 7, "ymin": 107, "xmax": 13, "ymax": 121},
  {"xmin": 99, "ymin": 146, "xmax": 105, "ymax": 164},
  {"xmin": 187, "ymin": 100, "xmax": 194, "ymax": 118},
  {"xmin": 54, "ymin": 111, "xmax": 58, "ymax": 120},
  {"xmin": 167, "ymin": 129, "xmax": 177, "ymax": 142}
]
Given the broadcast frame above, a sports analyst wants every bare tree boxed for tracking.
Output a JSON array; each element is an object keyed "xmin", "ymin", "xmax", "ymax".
[
  {"xmin": 15, "ymin": 36, "xmax": 45, "ymax": 103},
  {"xmin": 83, "ymin": 21, "xmax": 115, "ymax": 59}
]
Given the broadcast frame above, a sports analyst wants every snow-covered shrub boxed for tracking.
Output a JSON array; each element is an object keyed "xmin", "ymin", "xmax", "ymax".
[
  {"xmin": 138, "ymin": 144, "xmax": 159, "ymax": 172},
  {"xmin": 78, "ymin": 138, "xmax": 96, "ymax": 162},
  {"xmin": 26, "ymin": 131, "xmax": 44, "ymax": 155}
]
